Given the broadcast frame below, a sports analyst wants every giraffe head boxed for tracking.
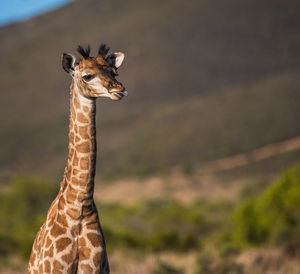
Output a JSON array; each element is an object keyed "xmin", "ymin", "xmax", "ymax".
[{"xmin": 62, "ymin": 44, "xmax": 127, "ymax": 101}]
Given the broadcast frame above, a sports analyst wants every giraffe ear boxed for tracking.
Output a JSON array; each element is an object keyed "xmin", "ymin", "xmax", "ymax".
[
  {"xmin": 62, "ymin": 53, "xmax": 76, "ymax": 75},
  {"xmin": 106, "ymin": 52, "xmax": 125, "ymax": 69}
]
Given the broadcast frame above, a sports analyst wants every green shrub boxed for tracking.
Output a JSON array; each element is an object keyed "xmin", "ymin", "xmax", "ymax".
[
  {"xmin": 232, "ymin": 164, "xmax": 300, "ymax": 248},
  {"xmin": 100, "ymin": 199, "xmax": 218, "ymax": 252},
  {"xmin": 0, "ymin": 177, "xmax": 58, "ymax": 258}
]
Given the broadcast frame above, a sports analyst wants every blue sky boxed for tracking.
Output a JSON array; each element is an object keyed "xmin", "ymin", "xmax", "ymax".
[{"xmin": 0, "ymin": 0, "xmax": 70, "ymax": 25}]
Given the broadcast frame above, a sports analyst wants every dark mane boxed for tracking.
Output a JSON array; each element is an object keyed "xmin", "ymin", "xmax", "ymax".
[
  {"xmin": 77, "ymin": 45, "xmax": 91, "ymax": 59},
  {"xmin": 98, "ymin": 43, "xmax": 110, "ymax": 57}
]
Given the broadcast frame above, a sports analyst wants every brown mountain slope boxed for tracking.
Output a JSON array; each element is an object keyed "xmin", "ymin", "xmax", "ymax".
[{"xmin": 0, "ymin": 0, "xmax": 300, "ymax": 179}]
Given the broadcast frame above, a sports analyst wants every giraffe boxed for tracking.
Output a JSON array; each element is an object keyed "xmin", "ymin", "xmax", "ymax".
[{"xmin": 28, "ymin": 44, "xmax": 127, "ymax": 274}]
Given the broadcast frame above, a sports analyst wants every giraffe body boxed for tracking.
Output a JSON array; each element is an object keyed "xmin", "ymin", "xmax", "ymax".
[{"xmin": 28, "ymin": 44, "xmax": 127, "ymax": 273}]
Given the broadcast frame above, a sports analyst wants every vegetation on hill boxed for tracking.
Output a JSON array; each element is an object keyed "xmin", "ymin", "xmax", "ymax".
[
  {"xmin": 0, "ymin": 177, "xmax": 58, "ymax": 258},
  {"xmin": 1, "ymin": 163, "xmax": 300, "ymax": 272},
  {"xmin": 100, "ymin": 199, "xmax": 232, "ymax": 252},
  {"xmin": 0, "ymin": 176, "xmax": 231, "ymax": 259},
  {"xmin": 231, "ymin": 163, "xmax": 300, "ymax": 252}
]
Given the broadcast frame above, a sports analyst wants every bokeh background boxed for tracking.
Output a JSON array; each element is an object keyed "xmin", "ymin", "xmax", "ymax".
[{"xmin": 1, "ymin": 0, "xmax": 300, "ymax": 273}]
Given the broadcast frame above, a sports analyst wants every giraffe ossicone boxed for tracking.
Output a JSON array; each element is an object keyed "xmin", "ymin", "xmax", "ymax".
[{"xmin": 28, "ymin": 44, "xmax": 127, "ymax": 274}]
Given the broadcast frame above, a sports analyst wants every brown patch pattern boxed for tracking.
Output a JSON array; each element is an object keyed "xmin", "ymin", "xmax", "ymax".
[
  {"xmin": 50, "ymin": 223, "xmax": 66, "ymax": 238},
  {"xmin": 87, "ymin": 232, "xmax": 101, "ymax": 247},
  {"xmin": 56, "ymin": 237, "xmax": 72, "ymax": 253},
  {"xmin": 44, "ymin": 260, "xmax": 51, "ymax": 273},
  {"xmin": 76, "ymin": 141, "xmax": 90, "ymax": 153},
  {"xmin": 93, "ymin": 251, "xmax": 102, "ymax": 267},
  {"xmin": 44, "ymin": 245, "xmax": 54, "ymax": 257},
  {"xmin": 80, "ymin": 264, "xmax": 93, "ymax": 272},
  {"xmin": 77, "ymin": 112, "xmax": 89, "ymax": 123}
]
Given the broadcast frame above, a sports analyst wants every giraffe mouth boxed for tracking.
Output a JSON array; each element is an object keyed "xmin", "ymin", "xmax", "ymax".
[
  {"xmin": 114, "ymin": 91, "xmax": 128, "ymax": 97},
  {"xmin": 111, "ymin": 90, "xmax": 128, "ymax": 100}
]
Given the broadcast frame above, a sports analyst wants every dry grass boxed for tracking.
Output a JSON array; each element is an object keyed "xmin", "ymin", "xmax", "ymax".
[
  {"xmin": 109, "ymin": 250, "xmax": 196, "ymax": 274},
  {"xmin": 95, "ymin": 172, "xmax": 243, "ymax": 205},
  {"xmin": 236, "ymin": 247, "xmax": 300, "ymax": 274},
  {"xmin": 2, "ymin": 248, "xmax": 300, "ymax": 274},
  {"xmin": 95, "ymin": 135, "xmax": 300, "ymax": 206}
]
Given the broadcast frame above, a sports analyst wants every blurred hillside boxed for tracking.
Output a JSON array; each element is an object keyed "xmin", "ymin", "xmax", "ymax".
[{"xmin": 0, "ymin": 0, "xmax": 300, "ymax": 180}]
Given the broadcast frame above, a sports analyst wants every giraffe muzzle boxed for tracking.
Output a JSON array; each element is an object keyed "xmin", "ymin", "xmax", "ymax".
[
  {"xmin": 115, "ymin": 90, "xmax": 128, "ymax": 97},
  {"xmin": 109, "ymin": 88, "xmax": 128, "ymax": 100}
]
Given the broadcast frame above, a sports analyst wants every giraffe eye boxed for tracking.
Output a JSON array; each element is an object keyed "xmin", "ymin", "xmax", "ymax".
[{"xmin": 82, "ymin": 74, "xmax": 95, "ymax": 81}]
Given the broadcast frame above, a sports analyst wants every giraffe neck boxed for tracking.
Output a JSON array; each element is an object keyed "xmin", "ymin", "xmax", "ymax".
[{"xmin": 60, "ymin": 82, "xmax": 97, "ymax": 214}]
